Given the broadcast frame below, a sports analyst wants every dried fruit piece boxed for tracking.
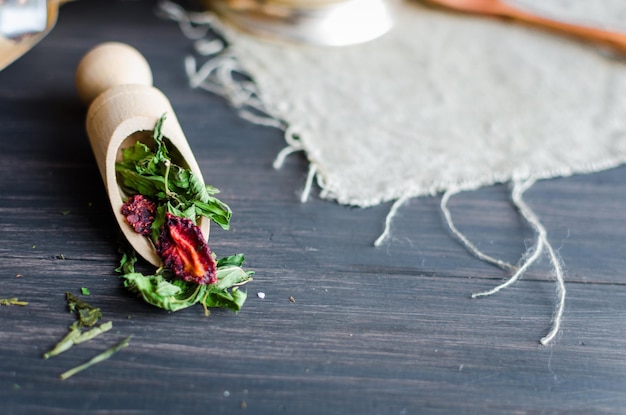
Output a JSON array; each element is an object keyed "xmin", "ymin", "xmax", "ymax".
[
  {"xmin": 156, "ymin": 213, "xmax": 217, "ymax": 285},
  {"xmin": 121, "ymin": 194, "xmax": 157, "ymax": 236}
]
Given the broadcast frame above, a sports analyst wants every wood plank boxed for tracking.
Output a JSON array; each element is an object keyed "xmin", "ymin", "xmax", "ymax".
[{"xmin": 1, "ymin": 0, "xmax": 626, "ymax": 414}]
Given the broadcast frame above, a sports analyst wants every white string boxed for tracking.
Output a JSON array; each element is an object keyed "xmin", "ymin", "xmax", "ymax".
[
  {"xmin": 156, "ymin": 0, "xmax": 214, "ymax": 39},
  {"xmin": 507, "ymin": 178, "xmax": 566, "ymax": 345},
  {"xmin": 443, "ymin": 179, "xmax": 566, "ymax": 344},
  {"xmin": 185, "ymin": 55, "xmax": 225, "ymax": 88},
  {"xmin": 374, "ymin": 195, "xmax": 412, "ymax": 247},
  {"xmin": 194, "ymin": 38, "xmax": 225, "ymax": 56},
  {"xmin": 471, "ymin": 239, "xmax": 543, "ymax": 298},
  {"xmin": 273, "ymin": 147, "xmax": 303, "ymax": 170},
  {"xmin": 300, "ymin": 164, "xmax": 318, "ymax": 203},
  {"xmin": 239, "ymin": 110, "xmax": 285, "ymax": 129},
  {"xmin": 471, "ymin": 179, "xmax": 544, "ymax": 298},
  {"xmin": 273, "ymin": 126, "xmax": 304, "ymax": 169},
  {"xmin": 539, "ymin": 231, "xmax": 566, "ymax": 345},
  {"xmin": 441, "ymin": 187, "xmax": 517, "ymax": 272}
]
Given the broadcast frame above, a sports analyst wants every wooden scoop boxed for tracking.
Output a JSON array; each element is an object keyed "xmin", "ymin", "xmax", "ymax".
[{"xmin": 75, "ymin": 42, "xmax": 210, "ymax": 266}]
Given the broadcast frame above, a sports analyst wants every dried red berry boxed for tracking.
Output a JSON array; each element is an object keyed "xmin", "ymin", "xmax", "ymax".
[
  {"xmin": 156, "ymin": 213, "xmax": 217, "ymax": 285},
  {"xmin": 121, "ymin": 194, "xmax": 157, "ymax": 236}
]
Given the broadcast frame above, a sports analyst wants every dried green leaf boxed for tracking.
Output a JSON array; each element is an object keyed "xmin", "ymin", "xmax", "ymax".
[
  {"xmin": 115, "ymin": 166, "xmax": 165, "ymax": 197},
  {"xmin": 216, "ymin": 253, "xmax": 246, "ymax": 268},
  {"xmin": 115, "ymin": 114, "xmax": 231, "ymax": 231},
  {"xmin": 193, "ymin": 198, "xmax": 231, "ymax": 230},
  {"xmin": 0, "ymin": 297, "xmax": 28, "ymax": 306},
  {"xmin": 60, "ymin": 335, "xmax": 131, "ymax": 380},
  {"xmin": 115, "ymin": 248, "xmax": 138, "ymax": 275},
  {"xmin": 117, "ymin": 251, "xmax": 252, "ymax": 313},
  {"xmin": 66, "ymin": 292, "xmax": 101, "ymax": 327},
  {"xmin": 121, "ymin": 272, "xmax": 204, "ymax": 312},
  {"xmin": 44, "ymin": 321, "xmax": 113, "ymax": 359}
]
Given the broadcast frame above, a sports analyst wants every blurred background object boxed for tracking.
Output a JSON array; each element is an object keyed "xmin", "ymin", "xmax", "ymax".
[
  {"xmin": 0, "ymin": 0, "xmax": 69, "ymax": 71},
  {"xmin": 0, "ymin": 0, "xmax": 48, "ymax": 39},
  {"xmin": 202, "ymin": 0, "xmax": 398, "ymax": 46}
]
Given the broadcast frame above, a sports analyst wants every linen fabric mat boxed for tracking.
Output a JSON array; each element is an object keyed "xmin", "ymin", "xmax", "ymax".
[
  {"xmin": 218, "ymin": 0, "xmax": 626, "ymax": 207},
  {"xmin": 160, "ymin": 0, "xmax": 626, "ymax": 344}
]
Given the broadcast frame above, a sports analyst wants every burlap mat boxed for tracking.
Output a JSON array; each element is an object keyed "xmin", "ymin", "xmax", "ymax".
[
  {"xmin": 160, "ymin": 0, "xmax": 626, "ymax": 343},
  {"xmin": 216, "ymin": 0, "xmax": 626, "ymax": 207}
]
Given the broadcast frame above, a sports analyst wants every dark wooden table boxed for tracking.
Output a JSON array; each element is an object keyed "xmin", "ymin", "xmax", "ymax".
[{"xmin": 2, "ymin": 1, "xmax": 626, "ymax": 414}]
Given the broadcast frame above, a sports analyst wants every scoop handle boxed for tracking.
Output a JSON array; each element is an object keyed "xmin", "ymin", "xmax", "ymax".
[{"xmin": 76, "ymin": 42, "xmax": 153, "ymax": 104}]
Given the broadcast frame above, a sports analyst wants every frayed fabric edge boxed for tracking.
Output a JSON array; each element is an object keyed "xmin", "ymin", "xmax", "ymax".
[
  {"xmin": 439, "ymin": 178, "xmax": 566, "ymax": 345},
  {"xmin": 374, "ymin": 177, "xmax": 566, "ymax": 344},
  {"xmin": 159, "ymin": 0, "xmax": 569, "ymax": 344},
  {"xmin": 158, "ymin": 0, "xmax": 315, "ymax": 183}
]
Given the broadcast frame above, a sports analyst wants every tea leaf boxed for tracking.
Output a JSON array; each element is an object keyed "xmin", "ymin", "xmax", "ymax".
[
  {"xmin": 117, "ymin": 250, "xmax": 252, "ymax": 313},
  {"xmin": 60, "ymin": 336, "xmax": 131, "ymax": 380},
  {"xmin": 0, "ymin": 298, "xmax": 28, "ymax": 306},
  {"xmin": 66, "ymin": 292, "xmax": 101, "ymax": 327},
  {"xmin": 44, "ymin": 321, "xmax": 113, "ymax": 359}
]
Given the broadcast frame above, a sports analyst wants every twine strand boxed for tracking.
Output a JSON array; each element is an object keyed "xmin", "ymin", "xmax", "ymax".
[
  {"xmin": 442, "ymin": 180, "xmax": 566, "ymax": 345},
  {"xmin": 300, "ymin": 164, "xmax": 318, "ymax": 203},
  {"xmin": 374, "ymin": 195, "xmax": 411, "ymax": 247},
  {"xmin": 441, "ymin": 187, "xmax": 517, "ymax": 272},
  {"xmin": 471, "ymin": 179, "xmax": 544, "ymax": 298},
  {"xmin": 508, "ymin": 178, "xmax": 566, "ymax": 345}
]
